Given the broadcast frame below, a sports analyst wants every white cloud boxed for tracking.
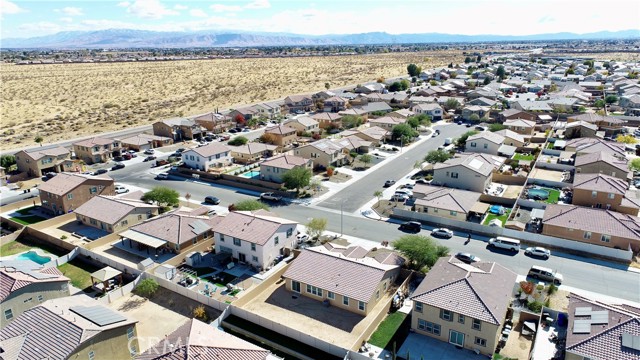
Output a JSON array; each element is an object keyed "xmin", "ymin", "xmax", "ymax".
[
  {"xmin": 0, "ymin": 0, "xmax": 26, "ymax": 16},
  {"xmin": 189, "ymin": 9, "xmax": 208, "ymax": 18},
  {"xmin": 117, "ymin": 1, "xmax": 130, "ymax": 7},
  {"xmin": 121, "ymin": 0, "xmax": 179, "ymax": 19},
  {"xmin": 245, "ymin": 0, "xmax": 270, "ymax": 9},
  {"xmin": 174, "ymin": 4, "xmax": 188, "ymax": 10},
  {"xmin": 58, "ymin": 7, "xmax": 83, "ymax": 16},
  {"xmin": 18, "ymin": 22, "xmax": 61, "ymax": 33},
  {"xmin": 210, "ymin": 4, "xmax": 243, "ymax": 13},
  {"xmin": 59, "ymin": 17, "xmax": 73, "ymax": 23}
]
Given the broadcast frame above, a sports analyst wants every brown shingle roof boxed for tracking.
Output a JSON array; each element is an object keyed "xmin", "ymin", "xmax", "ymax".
[
  {"xmin": 542, "ymin": 204, "xmax": 640, "ymax": 240},
  {"xmin": 73, "ymin": 137, "xmax": 116, "ymax": 147},
  {"xmin": 229, "ymin": 143, "xmax": 277, "ymax": 155},
  {"xmin": 504, "ymin": 118, "xmax": 536, "ymax": 128},
  {"xmin": 573, "ymin": 173, "xmax": 628, "ymax": 195},
  {"xmin": 566, "ymin": 138, "xmax": 625, "ymax": 155},
  {"xmin": 265, "ymin": 124, "xmax": 296, "ymax": 135},
  {"xmin": 213, "ymin": 211, "xmax": 297, "ymax": 246},
  {"xmin": 434, "ymin": 153, "xmax": 505, "ymax": 176},
  {"xmin": 575, "ymin": 152, "xmax": 629, "ymax": 173},
  {"xmin": 74, "ymin": 195, "xmax": 158, "ymax": 225},
  {"xmin": 38, "ymin": 172, "xmax": 113, "ymax": 196},
  {"xmin": 411, "ymin": 257, "xmax": 517, "ymax": 325}
]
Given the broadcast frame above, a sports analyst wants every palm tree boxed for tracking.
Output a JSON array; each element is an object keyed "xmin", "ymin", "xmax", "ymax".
[{"xmin": 373, "ymin": 190, "xmax": 383, "ymax": 206}]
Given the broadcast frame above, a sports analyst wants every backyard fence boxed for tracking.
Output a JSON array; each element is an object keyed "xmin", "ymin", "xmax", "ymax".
[
  {"xmin": 42, "ymin": 247, "xmax": 79, "ymax": 268},
  {"xmin": 96, "ymin": 274, "xmax": 142, "ymax": 305},
  {"xmin": 142, "ymin": 272, "xmax": 231, "ymax": 312}
]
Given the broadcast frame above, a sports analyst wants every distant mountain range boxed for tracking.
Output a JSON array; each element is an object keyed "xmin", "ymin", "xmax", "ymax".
[{"xmin": 2, "ymin": 29, "xmax": 639, "ymax": 49}]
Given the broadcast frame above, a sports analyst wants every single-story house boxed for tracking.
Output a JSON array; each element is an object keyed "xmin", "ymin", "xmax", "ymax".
[
  {"xmin": 74, "ymin": 195, "xmax": 159, "ymax": 233},
  {"xmin": 412, "ymin": 185, "xmax": 482, "ymax": 221},
  {"xmin": 260, "ymin": 154, "xmax": 312, "ymax": 183},
  {"xmin": 229, "ymin": 143, "xmax": 278, "ymax": 164}
]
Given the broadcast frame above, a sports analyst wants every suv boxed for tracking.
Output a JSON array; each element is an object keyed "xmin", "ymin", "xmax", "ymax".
[
  {"xmin": 399, "ymin": 221, "xmax": 421, "ymax": 232},
  {"xmin": 528, "ymin": 266, "xmax": 563, "ymax": 285},
  {"xmin": 260, "ymin": 192, "xmax": 282, "ymax": 202},
  {"xmin": 488, "ymin": 237, "xmax": 520, "ymax": 252}
]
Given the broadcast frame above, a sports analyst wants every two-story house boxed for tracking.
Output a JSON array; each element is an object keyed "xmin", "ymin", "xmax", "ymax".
[
  {"xmin": 465, "ymin": 132, "xmax": 506, "ymax": 155},
  {"xmin": 461, "ymin": 105, "xmax": 490, "ymax": 121},
  {"xmin": 182, "ymin": 143, "xmax": 231, "ymax": 171},
  {"xmin": 264, "ymin": 125, "xmax": 297, "ymax": 148},
  {"xmin": 340, "ymin": 126, "xmax": 389, "ymax": 146},
  {"xmin": 565, "ymin": 138, "xmax": 625, "ymax": 157},
  {"xmin": 283, "ymin": 246, "xmax": 402, "ymax": 316},
  {"xmin": 497, "ymin": 109, "xmax": 537, "ymax": 122},
  {"xmin": 503, "ymin": 119, "xmax": 536, "ymax": 136},
  {"xmin": 74, "ymin": 195, "xmax": 159, "ymax": 233},
  {"xmin": 260, "ymin": 154, "xmax": 312, "ymax": 183},
  {"xmin": 193, "ymin": 112, "xmax": 234, "ymax": 134},
  {"xmin": 574, "ymin": 152, "xmax": 630, "ymax": 181},
  {"xmin": 15, "ymin": 145, "xmax": 72, "ymax": 178},
  {"xmin": 1, "ymin": 261, "xmax": 69, "ymax": 327},
  {"xmin": 411, "ymin": 103, "xmax": 443, "ymax": 121},
  {"xmin": 38, "ymin": 173, "xmax": 115, "ymax": 215},
  {"xmin": 323, "ymin": 96, "xmax": 348, "ymax": 113},
  {"xmin": 152, "ymin": 118, "xmax": 205, "ymax": 141},
  {"xmin": 212, "ymin": 210, "xmax": 298, "ymax": 271},
  {"xmin": 312, "ymin": 112, "xmax": 343, "ymax": 129},
  {"xmin": 73, "ymin": 137, "xmax": 122, "ymax": 164},
  {"xmin": 254, "ymin": 101, "xmax": 283, "ymax": 120},
  {"xmin": 568, "ymin": 113, "xmax": 626, "ymax": 136},
  {"xmin": 433, "ymin": 153, "xmax": 506, "ymax": 192},
  {"xmin": 493, "ymin": 129, "xmax": 526, "ymax": 147},
  {"xmin": 284, "ymin": 95, "xmax": 313, "ymax": 113},
  {"xmin": 410, "ymin": 257, "xmax": 517, "ymax": 357},
  {"xmin": 572, "ymin": 173, "xmax": 640, "ymax": 215},
  {"xmin": 294, "ymin": 139, "xmax": 347, "ymax": 169},
  {"xmin": 284, "ymin": 116, "xmax": 320, "ymax": 135}
]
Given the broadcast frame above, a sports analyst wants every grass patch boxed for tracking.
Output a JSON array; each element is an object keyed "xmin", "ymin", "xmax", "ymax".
[
  {"xmin": 483, "ymin": 209, "xmax": 512, "ymax": 227},
  {"xmin": 15, "ymin": 206, "xmax": 37, "ymax": 215},
  {"xmin": 513, "ymin": 153, "xmax": 534, "ymax": 161},
  {"xmin": 57, "ymin": 258, "xmax": 102, "ymax": 290},
  {"xmin": 368, "ymin": 312, "xmax": 408, "ymax": 349},
  {"xmin": 0, "ymin": 237, "xmax": 67, "ymax": 257},
  {"xmin": 9, "ymin": 215, "xmax": 47, "ymax": 225},
  {"xmin": 546, "ymin": 189, "xmax": 560, "ymax": 204}
]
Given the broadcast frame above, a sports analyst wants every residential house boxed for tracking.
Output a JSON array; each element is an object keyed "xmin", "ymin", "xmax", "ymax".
[
  {"xmin": 565, "ymin": 293, "xmax": 640, "ymax": 360},
  {"xmin": 510, "ymin": 100, "xmax": 553, "ymax": 112},
  {"xmin": 285, "ymin": 116, "xmax": 320, "ymax": 135},
  {"xmin": 565, "ymin": 138, "xmax": 625, "ymax": 157},
  {"xmin": 568, "ymin": 113, "xmax": 626, "ymax": 136},
  {"xmin": 0, "ymin": 261, "xmax": 69, "ymax": 327},
  {"xmin": 469, "ymin": 97, "xmax": 497, "ymax": 107},
  {"xmin": 152, "ymin": 118, "xmax": 205, "ymax": 141},
  {"xmin": 619, "ymin": 94, "xmax": 640, "ymax": 110},
  {"xmin": 564, "ymin": 121, "xmax": 598, "ymax": 139},
  {"xmin": 323, "ymin": 96, "xmax": 348, "ymax": 113},
  {"xmin": 138, "ymin": 319, "xmax": 275, "ymax": 360},
  {"xmin": 461, "ymin": 105, "xmax": 489, "ymax": 121},
  {"xmin": 497, "ymin": 109, "xmax": 537, "ymax": 122},
  {"xmin": 38, "ymin": 173, "xmax": 115, "ymax": 215},
  {"xmin": 119, "ymin": 207, "xmax": 218, "ymax": 256},
  {"xmin": 465, "ymin": 132, "xmax": 506, "ymax": 155},
  {"xmin": 312, "ymin": 112, "xmax": 343, "ymax": 129},
  {"xmin": 572, "ymin": 173, "xmax": 639, "ymax": 216},
  {"xmin": 339, "ymin": 108, "xmax": 368, "ymax": 118},
  {"xmin": 433, "ymin": 153, "xmax": 506, "ymax": 192},
  {"xmin": 333, "ymin": 136, "xmax": 372, "ymax": 154},
  {"xmin": 467, "ymin": 88, "xmax": 501, "ymax": 100},
  {"xmin": 72, "ymin": 137, "xmax": 122, "ymax": 164},
  {"xmin": 229, "ymin": 106, "xmax": 260, "ymax": 123},
  {"xmin": 260, "ymin": 154, "xmax": 312, "ymax": 183},
  {"xmin": 411, "ymin": 103, "xmax": 443, "ymax": 120},
  {"xmin": 264, "ymin": 125, "xmax": 298, "ymax": 148},
  {"xmin": 294, "ymin": 139, "xmax": 347, "ymax": 169},
  {"xmin": 74, "ymin": 195, "xmax": 159, "ymax": 233},
  {"xmin": 193, "ymin": 112, "xmax": 234, "ymax": 134},
  {"xmin": 542, "ymin": 204, "xmax": 640, "ymax": 252},
  {"xmin": 284, "ymin": 95, "xmax": 313, "ymax": 113},
  {"xmin": 411, "ymin": 257, "xmax": 517, "ymax": 357},
  {"xmin": 357, "ymin": 101, "xmax": 393, "ymax": 114},
  {"xmin": 312, "ymin": 90, "xmax": 336, "ymax": 101},
  {"xmin": 229, "ymin": 143, "xmax": 278, "ymax": 164},
  {"xmin": 354, "ymin": 83, "xmax": 385, "ymax": 94},
  {"xmin": 254, "ymin": 101, "xmax": 283, "ymax": 120},
  {"xmin": 182, "ymin": 143, "xmax": 231, "ymax": 171},
  {"xmin": 494, "ymin": 129, "xmax": 526, "ymax": 147},
  {"xmin": 369, "ymin": 116, "xmax": 405, "ymax": 131},
  {"xmin": 283, "ymin": 246, "xmax": 402, "ymax": 316},
  {"xmin": 118, "ymin": 133, "xmax": 173, "ymax": 152},
  {"xmin": 15, "ymin": 145, "xmax": 72, "ymax": 177},
  {"xmin": 212, "ymin": 210, "xmax": 298, "ymax": 271},
  {"xmin": 412, "ymin": 185, "xmax": 482, "ymax": 221},
  {"xmin": 0, "ymin": 295, "xmax": 139, "ymax": 359},
  {"xmin": 575, "ymin": 152, "xmax": 630, "ymax": 180},
  {"xmin": 503, "ymin": 119, "xmax": 536, "ymax": 136},
  {"xmin": 389, "ymin": 109, "xmax": 416, "ymax": 120},
  {"xmin": 346, "ymin": 126, "xmax": 389, "ymax": 146}
]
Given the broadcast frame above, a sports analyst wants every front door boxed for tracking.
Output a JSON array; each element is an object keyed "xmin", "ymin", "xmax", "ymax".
[
  {"xmin": 449, "ymin": 330, "xmax": 465, "ymax": 347},
  {"xmin": 238, "ymin": 253, "xmax": 246, "ymax": 263}
]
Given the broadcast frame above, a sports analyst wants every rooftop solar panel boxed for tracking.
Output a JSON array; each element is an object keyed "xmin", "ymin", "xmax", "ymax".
[
  {"xmin": 574, "ymin": 307, "xmax": 592, "ymax": 316},
  {"xmin": 572, "ymin": 319, "xmax": 592, "ymax": 334}
]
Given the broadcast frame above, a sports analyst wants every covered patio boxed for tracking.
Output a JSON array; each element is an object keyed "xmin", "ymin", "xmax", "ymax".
[
  {"xmin": 91, "ymin": 266, "xmax": 123, "ymax": 294},
  {"xmin": 117, "ymin": 229, "xmax": 175, "ymax": 262}
]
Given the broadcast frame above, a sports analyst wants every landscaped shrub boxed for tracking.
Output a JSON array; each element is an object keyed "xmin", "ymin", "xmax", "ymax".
[
  {"xmin": 528, "ymin": 301, "xmax": 544, "ymax": 313},
  {"xmin": 520, "ymin": 281, "xmax": 534, "ymax": 294}
]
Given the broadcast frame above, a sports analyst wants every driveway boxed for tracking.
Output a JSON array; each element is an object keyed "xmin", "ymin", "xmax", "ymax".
[{"xmin": 398, "ymin": 333, "xmax": 487, "ymax": 360}]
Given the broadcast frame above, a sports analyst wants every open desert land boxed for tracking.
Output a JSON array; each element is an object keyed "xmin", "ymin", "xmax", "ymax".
[{"xmin": 0, "ymin": 50, "xmax": 463, "ymax": 150}]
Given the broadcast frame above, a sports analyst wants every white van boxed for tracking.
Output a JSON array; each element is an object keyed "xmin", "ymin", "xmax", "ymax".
[
  {"xmin": 488, "ymin": 236, "xmax": 520, "ymax": 252},
  {"xmin": 528, "ymin": 266, "xmax": 563, "ymax": 285},
  {"xmin": 444, "ymin": 137, "xmax": 453, "ymax": 145}
]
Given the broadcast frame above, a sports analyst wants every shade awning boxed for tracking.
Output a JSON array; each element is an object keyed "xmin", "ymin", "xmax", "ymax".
[
  {"xmin": 531, "ymin": 208, "xmax": 545, "ymax": 220},
  {"xmin": 120, "ymin": 229, "xmax": 167, "ymax": 249},
  {"xmin": 91, "ymin": 266, "xmax": 122, "ymax": 282},
  {"xmin": 469, "ymin": 202, "xmax": 490, "ymax": 214}
]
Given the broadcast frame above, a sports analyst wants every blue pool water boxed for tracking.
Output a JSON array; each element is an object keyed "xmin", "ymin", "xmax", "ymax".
[
  {"xmin": 15, "ymin": 251, "xmax": 51, "ymax": 265},
  {"xmin": 240, "ymin": 170, "xmax": 261, "ymax": 179},
  {"xmin": 489, "ymin": 205, "xmax": 504, "ymax": 214},
  {"xmin": 528, "ymin": 188, "xmax": 550, "ymax": 200}
]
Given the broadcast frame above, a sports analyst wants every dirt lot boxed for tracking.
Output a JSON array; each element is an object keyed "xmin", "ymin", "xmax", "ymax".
[{"xmin": 1, "ymin": 51, "xmax": 463, "ymax": 150}]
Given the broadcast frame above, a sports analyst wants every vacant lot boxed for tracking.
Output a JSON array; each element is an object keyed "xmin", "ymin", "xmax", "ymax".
[{"xmin": 1, "ymin": 51, "xmax": 463, "ymax": 150}]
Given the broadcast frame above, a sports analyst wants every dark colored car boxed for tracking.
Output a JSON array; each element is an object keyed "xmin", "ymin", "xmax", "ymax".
[
  {"xmin": 122, "ymin": 153, "xmax": 132, "ymax": 160},
  {"xmin": 143, "ymin": 156, "xmax": 157, "ymax": 162},
  {"xmin": 111, "ymin": 162, "xmax": 125, "ymax": 171},
  {"xmin": 176, "ymin": 147, "xmax": 187, "ymax": 153},
  {"xmin": 95, "ymin": 169, "xmax": 108, "ymax": 175},
  {"xmin": 455, "ymin": 252, "xmax": 481, "ymax": 263},
  {"xmin": 399, "ymin": 221, "xmax": 421, "ymax": 233},
  {"xmin": 384, "ymin": 180, "xmax": 396, "ymax": 187},
  {"xmin": 113, "ymin": 156, "xmax": 124, "ymax": 162},
  {"xmin": 204, "ymin": 196, "xmax": 220, "ymax": 205},
  {"xmin": 229, "ymin": 129, "xmax": 238, "ymax": 133}
]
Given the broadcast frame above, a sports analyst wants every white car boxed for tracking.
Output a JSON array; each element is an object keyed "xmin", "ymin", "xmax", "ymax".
[
  {"xmin": 114, "ymin": 185, "xmax": 129, "ymax": 194},
  {"xmin": 296, "ymin": 233, "xmax": 310, "ymax": 243},
  {"xmin": 431, "ymin": 228, "xmax": 454, "ymax": 238},
  {"xmin": 260, "ymin": 192, "xmax": 282, "ymax": 202},
  {"xmin": 144, "ymin": 149, "xmax": 155, "ymax": 155},
  {"xmin": 525, "ymin": 246, "xmax": 551, "ymax": 259},
  {"xmin": 155, "ymin": 173, "xmax": 169, "ymax": 180}
]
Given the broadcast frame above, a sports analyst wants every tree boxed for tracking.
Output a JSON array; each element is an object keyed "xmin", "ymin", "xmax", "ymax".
[
  {"xmin": 388, "ymin": 80, "xmax": 410, "ymax": 92},
  {"xmin": 34, "ymin": 135, "xmax": 43, "ymax": 146},
  {"xmin": 629, "ymin": 158, "xmax": 640, "ymax": 172},
  {"xmin": 359, "ymin": 153, "xmax": 373, "ymax": 168},
  {"xmin": 234, "ymin": 199, "xmax": 270, "ymax": 211},
  {"xmin": 393, "ymin": 235, "xmax": 449, "ymax": 271},
  {"xmin": 464, "ymin": 56, "xmax": 471, "ymax": 64},
  {"xmin": 234, "ymin": 113, "xmax": 246, "ymax": 126},
  {"xmin": 456, "ymin": 130, "xmax": 479, "ymax": 147},
  {"xmin": 141, "ymin": 187, "xmax": 180, "ymax": 208},
  {"xmin": 496, "ymin": 65, "xmax": 506, "ymax": 80},
  {"xmin": 476, "ymin": 55, "xmax": 481, "ymax": 62},
  {"xmin": 306, "ymin": 218, "xmax": 327, "ymax": 239},
  {"xmin": 407, "ymin": 116, "xmax": 420, "ymax": 129},
  {"xmin": 488, "ymin": 123, "xmax": 506, "ymax": 132},
  {"xmin": 469, "ymin": 113, "xmax": 481, "ymax": 122},
  {"xmin": 616, "ymin": 134, "xmax": 637, "ymax": 144},
  {"xmin": 0, "ymin": 155, "xmax": 16, "ymax": 169},
  {"xmin": 483, "ymin": 77, "xmax": 491, "ymax": 85},
  {"xmin": 373, "ymin": 190, "xmax": 383, "ymax": 206},
  {"xmin": 407, "ymin": 63, "xmax": 421, "ymax": 77},
  {"xmin": 260, "ymin": 133, "xmax": 278, "ymax": 144},
  {"xmin": 594, "ymin": 99, "xmax": 606, "ymax": 109},
  {"xmin": 341, "ymin": 115, "xmax": 363, "ymax": 129},
  {"xmin": 391, "ymin": 123, "xmax": 418, "ymax": 142},
  {"xmin": 324, "ymin": 82, "xmax": 330, "ymax": 90},
  {"xmin": 605, "ymin": 95, "xmax": 618, "ymax": 104},
  {"xmin": 135, "ymin": 278, "xmax": 159, "ymax": 299},
  {"xmin": 424, "ymin": 149, "xmax": 452, "ymax": 163},
  {"xmin": 282, "ymin": 166, "xmax": 312, "ymax": 194},
  {"xmin": 228, "ymin": 136, "xmax": 248, "ymax": 146},
  {"xmin": 444, "ymin": 98, "xmax": 460, "ymax": 111}
]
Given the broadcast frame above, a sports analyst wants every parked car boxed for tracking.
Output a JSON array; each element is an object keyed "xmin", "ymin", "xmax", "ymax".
[
  {"xmin": 431, "ymin": 228, "xmax": 453, "ymax": 238},
  {"xmin": 176, "ymin": 147, "xmax": 187, "ymax": 153},
  {"xmin": 488, "ymin": 236, "xmax": 520, "ymax": 252},
  {"xmin": 395, "ymin": 189, "xmax": 413, "ymax": 197},
  {"xmin": 144, "ymin": 149, "xmax": 155, "ymax": 155},
  {"xmin": 390, "ymin": 194, "xmax": 409, "ymax": 202},
  {"xmin": 155, "ymin": 159, "xmax": 169, "ymax": 167},
  {"xmin": 82, "ymin": 171, "xmax": 95, "ymax": 176},
  {"xmin": 457, "ymin": 120, "xmax": 463, "ymax": 125},
  {"xmin": 296, "ymin": 233, "xmax": 310, "ymax": 243},
  {"xmin": 122, "ymin": 153, "xmax": 132, "ymax": 160},
  {"xmin": 219, "ymin": 135, "xmax": 230, "ymax": 141},
  {"xmin": 415, "ymin": 178, "xmax": 432, "ymax": 185},
  {"xmin": 155, "ymin": 173, "xmax": 169, "ymax": 180},
  {"xmin": 294, "ymin": 110, "xmax": 305, "ymax": 114},
  {"xmin": 400, "ymin": 183, "xmax": 415, "ymax": 189},
  {"xmin": 229, "ymin": 128, "xmax": 238, "ymax": 134},
  {"xmin": 455, "ymin": 252, "xmax": 481, "ymax": 263},
  {"xmin": 128, "ymin": 150, "xmax": 136, "ymax": 154},
  {"xmin": 113, "ymin": 156, "xmax": 124, "ymax": 162},
  {"xmin": 528, "ymin": 265, "xmax": 563, "ymax": 285},
  {"xmin": 383, "ymin": 180, "xmax": 396, "ymax": 187},
  {"xmin": 111, "ymin": 163, "xmax": 125, "ymax": 171},
  {"xmin": 144, "ymin": 155, "xmax": 157, "ymax": 162},
  {"xmin": 95, "ymin": 169, "xmax": 108, "ymax": 175},
  {"xmin": 204, "ymin": 196, "xmax": 220, "ymax": 205},
  {"xmin": 525, "ymin": 246, "xmax": 551, "ymax": 259},
  {"xmin": 114, "ymin": 185, "xmax": 129, "ymax": 194},
  {"xmin": 44, "ymin": 172, "xmax": 57, "ymax": 179},
  {"xmin": 260, "ymin": 192, "xmax": 282, "ymax": 202},
  {"xmin": 242, "ymin": 128, "xmax": 251, "ymax": 132},
  {"xmin": 399, "ymin": 221, "xmax": 421, "ymax": 233}
]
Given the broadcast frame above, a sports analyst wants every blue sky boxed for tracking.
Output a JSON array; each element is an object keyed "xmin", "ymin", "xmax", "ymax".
[{"xmin": 1, "ymin": 0, "xmax": 639, "ymax": 39}]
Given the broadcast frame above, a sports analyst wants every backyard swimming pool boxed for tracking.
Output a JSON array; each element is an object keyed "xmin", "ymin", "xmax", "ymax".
[
  {"xmin": 15, "ymin": 251, "xmax": 51, "ymax": 265},
  {"xmin": 528, "ymin": 188, "xmax": 550, "ymax": 200},
  {"xmin": 489, "ymin": 205, "xmax": 505, "ymax": 214},
  {"xmin": 239, "ymin": 170, "xmax": 261, "ymax": 179}
]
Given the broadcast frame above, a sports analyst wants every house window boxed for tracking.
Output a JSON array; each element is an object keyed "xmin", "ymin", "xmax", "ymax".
[
  {"xmin": 120, "ymin": 220, "xmax": 128, "ymax": 226},
  {"xmin": 608, "ymin": 193, "xmax": 615, "ymax": 199},
  {"xmin": 127, "ymin": 327, "xmax": 135, "ymax": 340},
  {"xmin": 415, "ymin": 302, "xmax": 423, "ymax": 313},
  {"xmin": 440, "ymin": 309, "xmax": 453, "ymax": 321},
  {"xmin": 471, "ymin": 142, "xmax": 477, "ymax": 148},
  {"xmin": 251, "ymin": 243, "xmax": 256, "ymax": 251},
  {"xmin": 343, "ymin": 296, "xmax": 349, "ymax": 306},
  {"xmin": 38, "ymin": 295, "xmax": 44, "ymax": 302},
  {"xmin": 591, "ymin": 191, "xmax": 597, "ymax": 198},
  {"xmin": 88, "ymin": 351, "xmax": 95, "ymax": 360},
  {"xmin": 233, "ymin": 238, "xmax": 241, "ymax": 246},
  {"xmin": 376, "ymin": 290, "xmax": 380, "ymax": 299},
  {"xmin": 89, "ymin": 187, "xmax": 97, "ymax": 194},
  {"xmin": 4, "ymin": 309, "xmax": 13, "ymax": 320},
  {"xmin": 67, "ymin": 193, "xmax": 73, "ymax": 200},
  {"xmin": 474, "ymin": 337, "xmax": 487, "ymax": 347},
  {"xmin": 252, "ymin": 255, "xmax": 258, "ymax": 262},
  {"xmin": 449, "ymin": 330, "xmax": 465, "ymax": 347},
  {"xmin": 472, "ymin": 318, "xmax": 482, "ymax": 330},
  {"xmin": 291, "ymin": 281, "xmax": 300, "ymax": 293},
  {"xmin": 483, "ymin": 143, "xmax": 488, "ymax": 149},
  {"xmin": 418, "ymin": 320, "xmax": 441, "ymax": 335},
  {"xmin": 601, "ymin": 234, "xmax": 611, "ymax": 243},
  {"xmin": 138, "ymin": 215, "xmax": 143, "ymax": 220},
  {"xmin": 584, "ymin": 231, "xmax": 592, "ymax": 240},
  {"xmin": 451, "ymin": 172, "xmax": 459, "ymax": 179},
  {"xmin": 286, "ymin": 228, "xmax": 293, "ymax": 238},
  {"xmin": 23, "ymin": 297, "xmax": 32, "ymax": 303},
  {"xmin": 328, "ymin": 291, "xmax": 335, "ymax": 300},
  {"xmin": 450, "ymin": 211, "xmax": 457, "ymax": 216},
  {"xmin": 306, "ymin": 284, "xmax": 322, "ymax": 297},
  {"xmin": 359, "ymin": 301, "xmax": 366, "ymax": 311},
  {"xmin": 274, "ymin": 236, "xmax": 279, "ymax": 245},
  {"xmin": 458, "ymin": 314, "xmax": 465, "ymax": 324}
]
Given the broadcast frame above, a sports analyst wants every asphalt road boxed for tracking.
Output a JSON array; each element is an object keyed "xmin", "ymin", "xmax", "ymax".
[{"xmin": 318, "ymin": 123, "xmax": 470, "ymax": 212}]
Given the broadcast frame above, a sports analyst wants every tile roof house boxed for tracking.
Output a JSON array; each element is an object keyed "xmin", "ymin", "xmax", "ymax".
[
  {"xmin": 542, "ymin": 204, "xmax": 640, "ymax": 252},
  {"xmin": 357, "ymin": 101, "xmax": 393, "ymax": 114},
  {"xmin": 565, "ymin": 293, "xmax": 640, "ymax": 360},
  {"xmin": 565, "ymin": 137, "xmax": 625, "ymax": 156},
  {"xmin": 229, "ymin": 143, "xmax": 278, "ymax": 164},
  {"xmin": 284, "ymin": 95, "xmax": 313, "ymax": 113},
  {"xmin": 433, "ymin": 153, "xmax": 506, "ymax": 192},
  {"xmin": 411, "ymin": 103, "xmax": 443, "ymax": 120},
  {"xmin": 72, "ymin": 137, "xmax": 122, "ymax": 165},
  {"xmin": 572, "ymin": 173, "xmax": 639, "ymax": 216},
  {"xmin": 465, "ymin": 132, "xmax": 506, "ymax": 155},
  {"xmin": 193, "ymin": 112, "xmax": 234, "ymax": 134},
  {"xmin": 0, "ymin": 260, "xmax": 69, "ymax": 327},
  {"xmin": 212, "ymin": 210, "xmax": 298, "ymax": 271},
  {"xmin": 564, "ymin": 120, "xmax": 599, "ymax": 139},
  {"xmin": 259, "ymin": 154, "xmax": 312, "ymax": 183},
  {"xmin": 333, "ymin": 136, "xmax": 372, "ymax": 154},
  {"xmin": 410, "ymin": 257, "xmax": 517, "ymax": 356},
  {"xmin": 152, "ymin": 118, "xmax": 205, "ymax": 141},
  {"xmin": 15, "ymin": 145, "xmax": 72, "ymax": 178},
  {"xmin": 369, "ymin": 116, "xmax": 405, "ymax": 131},
  {"xmin": 264, "ymin": 125, "xmax": 297, "ymax": 147},
  {"xmin": 323, "ymin": 96, "xmax": 348, "ymax": 113},
  {"xmin": 412, "ymin": 185, "xmax": 482, "ymax": 221},
  {"xmin": 118, "ymin": 133, "xmax": 173, "ymax": 152},
  {"xmin": 0, "ymin": 295, "xmax": 138, "ymax": 360},
  {"xmin": 503, "ymin": 119, "xmax": 536, "ymax": 136},
  {"xmin": 74, "ymin": 195, "xmax": 159, "ymax": 233},
  {"xmin": 294, "ymin": 139, "xmax": 347, "ymax": 169},
  {"xmin": 312, "ymin": 112, "xmax": 344, "ymax": 129},
  {"xmin": 38, "ymin": 172, "xmax": 115, "ymax": 215},
  {"xmin": 137, "ymin": 318, "xmax": 274, "ymax": 360},
  {"xmin": 182, "ymin": 142, "xmax": 231, "ymax": 171},
  {"xmin": 568, "ymin": 113, "xmax": 626, "ymax": 136},
  {"xmin": 575, "ymin": 152, "xmax": 630, "ymax": 181},
  {"xmin": 284, "ymin": 116, "xmax": 320, "ymax": 135},
  {"xmin": 282, "ymin": 246, "xmax": 402, "ymax": 315}
]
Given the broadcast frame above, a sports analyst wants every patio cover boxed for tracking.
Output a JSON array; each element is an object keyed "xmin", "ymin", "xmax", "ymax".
[
  {"xmin": 498, "ymin": 144, "xmax": 517, "ymax": 157},
  {"xmin": 120, "ymin": 229, "xmax": 167, "ymax": 249},
  {"xmin": 553, "ymin": 140, "xmax": 567, "ymax": 149},
  {"xmin": 91, "ymin": 266, "xmax": 121, "ymax": 282},
  {"xmin": 469, "ymin": 202, "xmax": 490, "ymax": 214},
  {"xmin": 531, "ymin": 208, "xmax": 545, "ymax": 220}
]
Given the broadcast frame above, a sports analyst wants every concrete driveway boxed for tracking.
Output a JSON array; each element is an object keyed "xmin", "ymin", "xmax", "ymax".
[{"xmin": 398, "ymin": 333, "xmax": 489, "ymax": 360}]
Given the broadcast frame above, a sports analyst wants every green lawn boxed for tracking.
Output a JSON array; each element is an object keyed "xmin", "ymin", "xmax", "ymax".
[
  {"xmin": 9, "ymin": 215, "xmax": 47, "ymax": 225},
  {"xmin": 57, "ymin": 258, "xmax": 103, "ymax": 290},
  {"xmin": 0, "ymin": 237, "xmax": 68, "ymax": 257},
  {"xmin": 483, "ymin": 209, "xmax": 512, "ymax": 227},
  {"xmin": 368, "ymin": 312, "xmax": 408, "ymax": 348},
  {"xmin": 513, "ymin": 153, "xmax": 534, "ymax": 161},
  {"xmin": 15, "ymin": 206, "xmax": 37, "ymax": 215},
  {"xmin": 546, "ymin": 189, "xmax": 560, "ymax": 204}
]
